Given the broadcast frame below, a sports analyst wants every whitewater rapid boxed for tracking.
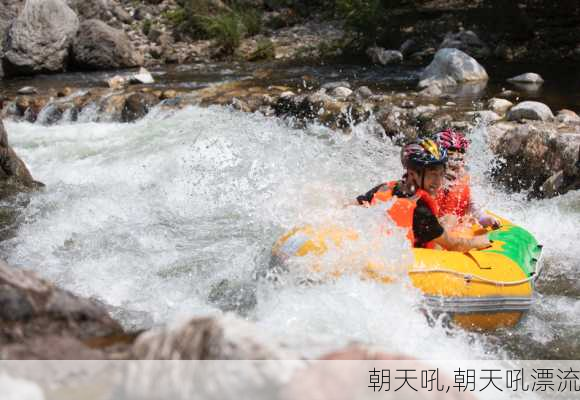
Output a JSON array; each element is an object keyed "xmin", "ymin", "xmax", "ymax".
[{"xmin": 2, "ymin": 105, "xmax": 579, "ymax": 360}]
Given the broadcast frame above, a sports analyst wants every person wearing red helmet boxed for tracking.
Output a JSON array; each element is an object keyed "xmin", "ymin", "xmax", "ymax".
[
  {"xmin": 355, "ymin": 138, "xmax": 490, "ymax": 251},
  {"xmin": 434, "ymin": 129, "xmax": 500, "ymax": 229}
]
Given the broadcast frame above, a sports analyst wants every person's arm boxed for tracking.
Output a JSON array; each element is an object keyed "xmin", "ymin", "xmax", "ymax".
[
  {"xmin": 414, "ymin": 200, "xmax": 490, "ymax": 252},
  {"xmin": 433, "ymin": 230, "xmax": 491, "ymax": 252},
  {"xmin": 347, "ymin": 183, "xmax": 386, "ymax": 207}
]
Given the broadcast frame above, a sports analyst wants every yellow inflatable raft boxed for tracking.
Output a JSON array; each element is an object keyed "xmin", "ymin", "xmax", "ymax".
[{"xmin": 271, "ymin": 214, "xmax": 543, "ymax": 331}]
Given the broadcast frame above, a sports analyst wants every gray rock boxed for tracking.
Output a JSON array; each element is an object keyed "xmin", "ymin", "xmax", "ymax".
[
  {"xmin": 66, "ymin": 0, "xmax": 112, "ymax": 21},
  {"xmin": 366, "ymin": 46, "xmax": 403, "ymax": 65},
  {"xmin": 1, "ymin": 335, "xmax": 106, "ymax": 359},
  {"xmin": 418, "ymin": 84, "xmax": 443, "ymax": 97},
  {"xmin": 400, "ymin": 39, "xmax": 420, "ymax": 57},
  {"xmin": 72, "ymin": 19, "xmax": 143, "ymax": 70},
  {"xmin": 322, "ymin": 81, "xmax": 351, "ymax": 90},
  {"xmin": 121, "ymin": 92, "xmax": 159, "ymax": 122},
  {"xmin": 556, "ymin": 109, "xmax": 580, "ymax": 124},
  {"xmin": 331, "ymin": 86, "xmax": 353, "ymax": 98},
  {"xmin": 0, "ymin": 119, "xmax": 44, "ymax": 196},
  {"xmin": 2, "ymin": 0, "xmax": 79, "ymax": 76},
  {"xmin": 131, "ymin": 314, "xmax": 297, "ymax": 360},
  {"xmin": 0, "ymin": 284, "xmax": 35, "ymax": 321},
  {"xmin": 112, "ymin": 4, "xmax": 132, "ymax": 23},
  {"xmin": 487, "ymin": 98, "xmax": 513, "ymax": 115},
  {"xmin": 354, "ymin": 86, "xmax": 373, "ymax": 99},
  {"xmin": 439, "ymin": 30, "xmax": 490, "ymax": 59},
  {"xmin": 468, "ymin": 110, "xmax": 502, "ymax": 123},
  {"xmin": 507, "ymin": 101, "xmax": 554, "ymax": 122},
  {"xmin": 0, "ymin": 258, "xmax": 123, "ymax": 345},
  {"xmin": 129, "ymin": 67, "xmax": 155, "ymax": 85},
  {"xmin": 418, "ymin": 48, "xmax": 488, "ymax": 88},
  {"xmin": 507, "ymin": 73, "xmax": 544, "ymax": 84},
  {"xmin": 541, "ymin": 170, "xmax": 565, "ymax": 198},
  {"xmin": 16, "ymin": 86, "xmax": 37, "ymax": 95}
]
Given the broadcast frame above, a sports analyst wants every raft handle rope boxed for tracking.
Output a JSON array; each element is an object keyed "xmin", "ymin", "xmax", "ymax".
[{"xmin": 409, "ymin": 245, "xmax": 545, "ymax": 287}]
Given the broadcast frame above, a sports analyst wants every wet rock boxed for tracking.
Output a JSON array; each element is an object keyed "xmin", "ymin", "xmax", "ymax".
[
  {"xmin": 129, "ymin": 67, "xmax": 155, "ymax": 85},
  {"xmin": 17, "ymin": 87, "xmax": 37, "ymax": 95},
  {"xmin": 468, "ymin": 110, "xmax": 501, "ymax": 123},
  {"xmin": 2, "ymin": 0, "xmax": 79, "ymax": 76},
  {"xmin": 0, "ymin": 119, "xmax": 44, "ymax": 196},
  {"xmin": 354, "ymin": 86, "xmax": 373, "ymax": 99},
  {"xmin": 97, "ymin": 93, "xmax": 127, "ymax": 121},
  {"xmin": 507, "ymin": 101, "xmax": 554, "ymax": 122},
  {"xmin": 400, "ymin": 38, "xmax": 420, "ymax": 57},
  {"xmin": 160, "ymin": 90, "xmax": 177, "ymax": 100},
  {"xmin": 72, "ymin": 19, "xmax": 144, "ymax": 70},
  {"xmin": 322, "ymin": 81, "xmax": 350, "ymax": 90},
  {"xmin": 556, "ymin": 109, "xmax": 580, "ymax": 124},
  {"xmin": 331, "ymin": 87, "xmax": 353, "ymax": 98},
  {"xmin": 540, "ymin": 170, "xmax": 565, "ymax": 198},
  {"xmin": 439, "ymin": 30, "xmax": 490, "ymax": 59},
  {"xmin": 366, "ymin": 46, "xmax": 403, "ymax": 65},
  {"xmin": 208, "ymin": 279, "xmax": 257, "ymax": 314},
  {"xmin": 107, "ymin": 75, "xmax": 128, "ymax": 90},
  {"xmin": 1, "ymin": 335, "xmax": 106, "ymax": 359},
  {"xmin": 487, "ymin": 98, "xmax": 513, "ymax": 115},
  {"xmin": 495, "ymin": 90, "xmax": 520, "ymax": 100},
  {"xmin": 489, "ymin": 121, "xmax": 580, "ymax": 196},
  {"xmin": 507, "ymin": 73, "xmax": 544, "ymax": 84},
  {"xmin": 418, "ymin": 48, "xmax": 488, "ymax": 88},
  {"xmin": 418, "ymin": 84, "xmax": 443, "ymax": 97},
  {"xmin": 57, "ymin": 87, "xmax": 73, "ymax": 98},
  {"xmin": 131, "ymin": 314, "xmax": 297, "ymax": 360},
  {"xmin": 0, "ymin": 258, "xmax": 123, "ymax": 346},
  {"xmin": 121, "ymin": 92, "xmax": 160, "ymax": 122}
]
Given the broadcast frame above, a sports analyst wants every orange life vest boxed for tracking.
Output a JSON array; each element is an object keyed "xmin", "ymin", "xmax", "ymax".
[
  {"xmin": 436, "ymin": 175, "xmax": 471, "ymax": 218},
  {"xmin": 370, "ymin": 181, "xmax": 438, "ymax": 249}
]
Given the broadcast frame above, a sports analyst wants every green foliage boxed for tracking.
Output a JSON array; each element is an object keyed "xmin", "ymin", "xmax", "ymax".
[
  {"xmin": 142, "ymin": 18, "xmax": 152, "ymax": 36},
  {"xmin": 238, "ymin": 8, "xmax": 262, "ymax": 36},
  {"xmin": 248, "ymin": 38, "xmax": 275, "ymax": 61},
  {"xmin": 201, "ymin": 13, "xmax": 245, "ymax": 55},
  {"xmin": 334, "ymin": 0, "xmax": 385, "ymax": 46}
]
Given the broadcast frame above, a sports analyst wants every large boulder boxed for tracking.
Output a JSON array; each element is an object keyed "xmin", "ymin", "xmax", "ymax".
[
  {"xmin": 0, "ymin": 0, "xmax": 25, "ymax": 78},
  {"xmin": 2, "ymin": 0, "xmax": 79, "ymax": 76},
  {"xmin": 0, "ymin": 258, "xmax": 124, "ymax": 347},
  {"xmin": 418, "ymin": 48, "xmax": 488, "ymax": 88},
  {"xmin": 66, "ymin": 0, "xmax": 113, "ymax": 21},
  {"xmin": 72, "ymin": 19, "xmax": 143, "ymax": 70},
  {"xmin": 0, "ymin": 119, "xmax": 44, "ymax": 197},
  {"xmin": 507, "ymin": 72, "xmax": 544, "ymax": 84},
  {"xmin": 488, "ymin": 121, "xmax": 580, "ymax": 196},
  {"xmin": 507, "ymin": 101, "xmax": 554, "ymax": 122}
]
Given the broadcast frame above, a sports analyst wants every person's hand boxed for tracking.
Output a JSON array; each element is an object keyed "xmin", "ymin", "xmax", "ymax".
[
  {"xmin": 474, "ymin": 233, "xmax": 491, "ymax": 249},
  {"xmin": 478, "ymin": 214, "xmax": 500, "ymax": 229}
]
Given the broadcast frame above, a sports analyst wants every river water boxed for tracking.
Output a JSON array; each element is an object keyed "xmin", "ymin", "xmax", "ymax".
[
  {"xmin": 2, "ymin": 103, "xmax": 579, "ymax": 361},
  {"xmin": 1, "ymin": 61, "xmax": 579, "ymax": 360}
]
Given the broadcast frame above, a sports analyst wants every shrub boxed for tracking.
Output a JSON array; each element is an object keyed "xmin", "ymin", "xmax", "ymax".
[
  {"xmin": 248, "ymin": 38, "xmax": 275, "ymax": 61},
  {"xmin": 334, "ymin": 0, "xmax": 385, "ymax": 47},
  {"xmin": 201, "ymin": 13, "xmax": 245, "ymax": 55}
]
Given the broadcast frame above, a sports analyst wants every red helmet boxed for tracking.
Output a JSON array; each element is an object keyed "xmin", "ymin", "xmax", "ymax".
[{"xmin": 434, "ymin": 129, "xmax": 469, "ymax": 153}]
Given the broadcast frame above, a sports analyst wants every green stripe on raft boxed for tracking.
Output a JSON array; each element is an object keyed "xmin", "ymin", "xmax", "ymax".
[{"xmin": 484, "ymin": 225, "xmax": 542, "ymax": 277}]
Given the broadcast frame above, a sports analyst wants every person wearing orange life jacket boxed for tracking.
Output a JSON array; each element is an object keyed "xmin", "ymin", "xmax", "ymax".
[
  {"xmin": 355, "ymin": 138, "xmax": 491, "ymax": 252},
  {"xmin": 434, "ymin": 129, "xmax": 500, "ymax": 228}
]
